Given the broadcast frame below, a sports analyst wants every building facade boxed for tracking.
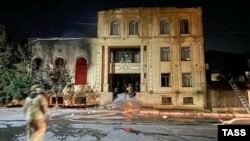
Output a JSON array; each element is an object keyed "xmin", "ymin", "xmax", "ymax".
[{"xmin": 29, "ymin": 7, "xmax": 206, "ymax": 110}]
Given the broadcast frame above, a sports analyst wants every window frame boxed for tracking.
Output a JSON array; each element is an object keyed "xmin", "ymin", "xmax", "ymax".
[
  {"xmin": 110, "ymin": 20, "xmax": 120, "ymax": 35},
  {"xmin": 183, "ymin": 97, "xmax": 194, "ymax": 105},
  {"xmin": 161, "ymin": 73, "xmax": 171, "ymax": 87},
  {"xmin": 129, "ymin": 20, "xmax": 139, "ymax": 35},
  {"xmin": 159, "ymin": 19, "xmax": 170, "ymax": 35},
  {"xmin": 160, "ymin": 47, "xmax": 170, "ymax": 61},
  {"xmin": 181, "ymin": 47, "xmax": 191, "ymax": 61},
  {"xmin": 180, "ymin": 19, "xmax": 190, "ymax": 34},
  {"xmin": 111, "ymin": 49, "xmax": 140, "ymax": 63},
  {"xmin": 162, "ymin": 97, "xmax": 172, "ymax": 105},
  {"xmin": 182, "ymin": 73, "xmax": 192, "ymax": 87}
]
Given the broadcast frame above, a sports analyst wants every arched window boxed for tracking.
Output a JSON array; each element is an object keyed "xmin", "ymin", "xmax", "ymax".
[
  {"xmin": 52, "ymin": 57, "xmax": 66, "ymax": 82},
  {"xmin": 110, "ymin": 20, "xmax": 120, "ymax": 35},
  {"xmin": 129, "ymin": 20, "xmax": 138, "ymax": 35},
  {"xmin": 180, "ymin": 19, "xmax": 190, "ymax": 34},
  {"xmin": 75, "ymin": 58, "xmax": 87, "ymax": 85},
  {"xmin": 160, "ymin": 19, "xmax": 169, "ymax": 34},
  {"xmin": 32, "ymin": 58, "xmax": 43, "ymax": 71},
  {"xmin": 54, "ymin": 57, "xmax": 65, "ymax": 69}
]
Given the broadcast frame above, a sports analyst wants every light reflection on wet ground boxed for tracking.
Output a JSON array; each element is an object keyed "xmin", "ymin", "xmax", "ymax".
[
  {"xmin": 70, "ymin": 109, "xmax": 221, "ymax": 126},
  {"xmin": 3, "ymin": 120, "xmax": 216, "ymax": 141},
  {"xmin": 0, "ymin": 93, "xmax": 219, "ymax": 141},
  {"xmin": 47, "ymin": 119, "xmax": 108, "ymax": 141},
  {"xmin": 114, "ymin": 126, "xmax": 216, "ymax": 141}
]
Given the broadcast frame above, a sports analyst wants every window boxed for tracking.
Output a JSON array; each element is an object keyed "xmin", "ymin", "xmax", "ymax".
[
  {"xmin": 129, "ymin": 20, "xmax": 139, "ymax": 35},
  {"xmin": 55, "ymin": 57, "xmax": 65, "ymax": 69},
  {"xmin": 110, "ymin": 20, "xmax": 120, "ymax": 35},
  {"xmin": 112, "ymin": 49, "xmax": 140, "ymax": 63},
  {"xmin": 32, "ymin": 58, "xmax": 43, "ymax": 70},
  {"xmin": 74, "ymin": 97, "xmax": 87, "ymax": 104},
  {"xmin": 161, "ymin": 73, "xmax": 171, "ymax": 87},
  {"xmin": 160, "ymin": 19, "xmax": 170, "ymax": 34},
  {"xmin": 181, "ymin": 47, "xmax": 191, "ymax": 61},
  {"xmin": 162, "ymin": 97, "xmax": 172, "ymax": 105},
  {"xmin": 182, "ymin": 73, "xmax": 192, "ymax": 87},
  {"xmin": 183, "ymin": 97, "xmax": 194, "ymax": 104},
  {"xmin": 161, "ymin": 47, "xmax": 170, "ymax": 61},
  {"xmin": 180, "ymin": 19, "xmax": 190, "ymax": 34},
  {"xmin": 52, "ymin": 97, "xmax": 63, "ymax": 104}
]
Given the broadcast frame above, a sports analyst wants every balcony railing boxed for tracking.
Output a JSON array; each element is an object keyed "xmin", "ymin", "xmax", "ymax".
[{"xmin": 109, "ymin": 63, "xmax": 140, "ymax": 73}]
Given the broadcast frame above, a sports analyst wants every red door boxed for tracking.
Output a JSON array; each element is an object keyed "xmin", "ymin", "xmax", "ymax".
[{"xmin": 75, "ymin": 58, "xmax": 87, "ymax": 85}]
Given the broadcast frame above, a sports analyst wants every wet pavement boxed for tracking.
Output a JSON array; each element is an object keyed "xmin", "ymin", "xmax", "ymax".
[{"xmin": 0, "ymin": 93, "xmax": 249, "ymax": 141}]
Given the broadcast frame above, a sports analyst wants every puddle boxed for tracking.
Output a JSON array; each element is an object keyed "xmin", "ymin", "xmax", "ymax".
[{"xmin": 115, "ymin": 127, "xmax": 141, "ymax": 135}]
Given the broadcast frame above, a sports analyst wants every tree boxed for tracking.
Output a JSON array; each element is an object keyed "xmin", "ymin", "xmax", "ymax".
[
  {"xmin": 31, "ymin": 63, "xmax": 72, "ymax": 107},
  {"xmin": 0, "ymin": 25, "xmax": 31, "ymax": 106},
  {"xmin": 0, "ymin": 25, "xmax": 13, "ymax": 104},
  {"xmin": 7, "ymin": 44, "xmax": 32, "ymax": 99}
]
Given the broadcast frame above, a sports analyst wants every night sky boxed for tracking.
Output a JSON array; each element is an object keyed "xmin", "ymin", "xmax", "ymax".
[{"xmin": 0, "ymin": 0, "xmax": 250, "ymax": 53}]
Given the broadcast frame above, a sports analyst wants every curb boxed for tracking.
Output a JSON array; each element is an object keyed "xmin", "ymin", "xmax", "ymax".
[
  {"xmin": 2, "ymin": 107, "xmax": 250, "ymax": 119},
  {"xmin": 138, "ymin": 109, "xmax": 250, "ymax": 118}
]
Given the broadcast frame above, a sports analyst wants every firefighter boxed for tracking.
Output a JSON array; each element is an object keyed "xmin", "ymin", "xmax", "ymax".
[{"xmin": 23, "ymin": 85, "xmax": 49, "ymax": 141}]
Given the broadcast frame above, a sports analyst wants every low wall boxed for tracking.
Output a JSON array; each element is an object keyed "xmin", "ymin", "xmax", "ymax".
[{"xmin": 99, "ymin": 92, "xmax": 113, "ymax": 106}]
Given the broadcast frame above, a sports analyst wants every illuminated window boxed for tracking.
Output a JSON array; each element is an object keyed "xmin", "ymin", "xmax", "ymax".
[
  {"xmin": 161, "ymin": 47, "xmax": 170, "ymax": 61},
  {"xmin": 160, "ymin": 19, "xmax": 170, "ymax": 34},
  {"xmin": 110, "ymin": 20, "xmax": 120, "ymax": 35},
  {"xmin": 129, "ymin": 20, "xmax": 139, "ymax": 35},
  {"xmin": 112, "ymin": 48, "xmax": 140, "ymax": 63}
]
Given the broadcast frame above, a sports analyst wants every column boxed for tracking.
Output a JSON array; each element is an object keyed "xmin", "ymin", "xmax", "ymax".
[
  {"xmin": 103, "ymin": 46, "xmax": 109, "ymax": 92},
  {"xmin": 140, "ymin": 45, "xmax": 146, "ymax": 92}
]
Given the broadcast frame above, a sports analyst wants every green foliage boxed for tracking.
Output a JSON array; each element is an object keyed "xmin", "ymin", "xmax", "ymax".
[
  {"xmin": 32, "ymin": 66, "xmax": 72, "ymax": 94},
  {"xmin": 0, "ymin": 26, "xmax": 6, "ymax": 45},
  {"xmin": 0, "ymin": 25, "xmax": 31, "ymax": 104},
  {"xmin": 4, "ymin": 72, "xmax": 31, "ymax": 99}
]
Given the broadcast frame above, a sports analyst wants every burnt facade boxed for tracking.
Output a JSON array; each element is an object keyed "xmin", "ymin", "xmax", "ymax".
[{"xmin": 29, "ymin": 7, "xmax": 206, "ymax": 110}]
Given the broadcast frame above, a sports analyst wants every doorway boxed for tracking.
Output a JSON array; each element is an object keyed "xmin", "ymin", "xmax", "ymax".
[
  {"xmin": 75, "ymin": 58, "xmax": 87, "ymax": 85},
  {"xmin": 112, "ymin": 74, "xmax": 140, "ymax": 93}
]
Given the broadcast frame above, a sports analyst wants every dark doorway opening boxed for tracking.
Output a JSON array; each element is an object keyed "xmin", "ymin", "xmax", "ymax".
[{"xmin": 112, "ymin": 74, "xmax": 140, "ymax": 94}]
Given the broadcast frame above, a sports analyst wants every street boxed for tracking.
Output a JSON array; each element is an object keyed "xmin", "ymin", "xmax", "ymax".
[{"xmin": 0, "ymin": 93, "xmax": 225, "ymax": 141}]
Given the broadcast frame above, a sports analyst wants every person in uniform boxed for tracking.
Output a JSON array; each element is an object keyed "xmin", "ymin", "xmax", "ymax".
[
  {"xmin": 23, "ymin": 85, "xmax": 49, "ymax": 141},
  {"xmin": 125, "ymin": 83, "xmax": 133, "ymax": 99}
]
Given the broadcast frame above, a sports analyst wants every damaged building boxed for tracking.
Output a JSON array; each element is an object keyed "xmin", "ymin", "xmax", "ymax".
[{"xmin": 28, "ymin": 7, "xmax": 206, "ymax": 110}]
